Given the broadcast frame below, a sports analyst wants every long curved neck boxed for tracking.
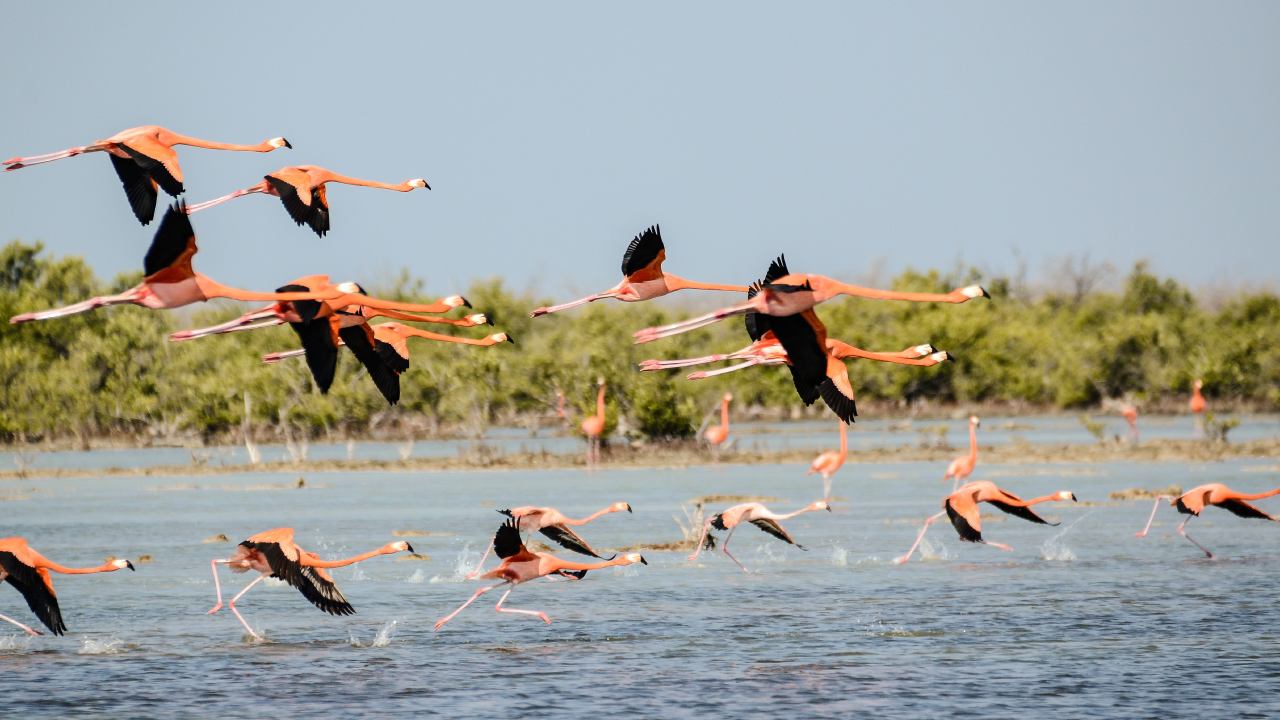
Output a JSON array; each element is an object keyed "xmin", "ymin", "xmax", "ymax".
[
  {"xmin": 544, "ymin": 555, "xmax": 632, "ymax": 573},
  {"xmin": 773, "ymin": 505, "xmax": 820, "ymax": 521},
  {"xmin": 720, "ymin": 398, "xmax": 730, "ymax": 430},
  {"xmin": 195, "ymin": 275, "xmax": 346, "ymax": 303},
  {"xmin": 400, "ymin": 328, "xmax": 498, "ymax": 346},
  {"xmin": 165, "ymin": 133, "xmax": 275, "ymax": 152},
  {"xmin": 596, "ymin": 384, "xmax": 606, "ymax": 421},
  {"xmin": 1002, "ymin": 494, "xmax": 1065, "ymax": 508},
  {"xmin": 1236, "ymin": 487, "xmax": 1280, "ymax": 501},
  {"xmin": 968, "ymin": 423, "xmax": 978, "ymax": 461},
  {"xmin": 314, "ymin": 170, "xmax": 409, "ymax": 191},
  {"xmin": 664, "ymin": 274, "xmax": 749, "ymax": 293},
  {"xmin": 302, "ymin": 546, "xmax": 396, "ymax": 569},
  {"xmin": 819, "ymin": 278, "xmax": 964, "ymax": 303},
  {"xmin": 838, "ymin": 422, "xmax": 847, "ymax": 458},
  {"xmin": 828, "ymin": 340, "xmax": 935, "ymax": 366},
  {"xmin": 563, "ymin": 506, "xmax": 618, "ymax": 526},
  {"xmin": 39, "ymin": 560, "xmax": 118, "ymax": 575}
]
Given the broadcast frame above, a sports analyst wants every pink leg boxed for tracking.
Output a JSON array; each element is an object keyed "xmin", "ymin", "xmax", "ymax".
[
  {"xmin": 9, "ymin": 292, "xmax": 137, "ymax": 324},
  {"xmin": 530, "ymin": 294, "xmax": 610, "ymax": 318},
  {"xmin": 434, "ymin": 582, "xmax": 506, "ymax": 631},
  {"xmin": 464, "ymin": 538, "xmax": 495, "ymax": 580},
  {"xmin": 688, "ymin": 359, "xmax": 762, "ymax": 380},
  {"xmin": 721, "ymin": 527, "xmax": 750, "ymax": 573},
  {"xmin": 3, "ymin": 146, "xmax": 94, "ymax": 170},
  {"xmin": 896, "ymin": 511, "xmax": 946, "ymax": 564},
  {"xmin": 169, "ymin": 310, "xmax": 278, "ymax": 341},
  {"xmin": 185, "ymin": 189, "xmax": 252, "ymax": 214},
  {"xmin": 687, "ymin": 518, "xmax": 715, "ymax": 561},
  {"xmin": 494, "ymin": 587, "xmax": 550, "ymax": 625},
  {"xmin": 632, "ymin": 303, "xmax": 753, "ymax": 344},
  {"xmin": 1178, "ymin": 516, "xmax": 1215, "ymax": 559},
  {"xmin": 262, "ymin": 348, "xmax": 306, "ymax": 364},
  {"xmin": 228, "ymin": 574, "xmax": 268, "ymax": 640},
  {"xmin": 1134, "ymin": 496, "xmax": 1171, "ymax": 537},
  {"xmin": 982, "ymin": 540, "xmax": 1013, "ymax": 551},
  {"xmin": 208, "ymin": 559, "xmax": 229, "ymax": 614},
  {"xmin": 822, "ymin": 472, "xmax": 832, "ymax": 502},
  {"xmin": 0, "ymin": 612, "xmax": 42, "ymax": 636}
]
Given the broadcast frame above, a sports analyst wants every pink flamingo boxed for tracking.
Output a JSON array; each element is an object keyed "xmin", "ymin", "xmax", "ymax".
[
  {"xmin": 896, "ymin": 481, "xmax": 1076, "ymax": 563},
  {"xmin": 436, "ymin": 518, "xmax": 647, "ymax": 630},
  {"xmin": 207, "ymin": 528, "xmax": 412, "ymax": 640},
  {"xmin": 1190, "ymin": 379, "xmax": 1207, "ymax": 414},
  {"xmin": 704, "ymin": 394, "xmax": 733, "ymax": 462},
  {"xmin": 687, "ymin": 501, "xmax": 830, "ymax": 573},
  {"xmin": 185, "ymin": 165, "xmax": 429, "ymax": 237},
  {"xmin": 465, "ymin": 502, "xmax": 632, "ymax": 579},
  {"xmin": 581, "ymin": 378, "xmax": 607, "ymax": 469},
  {"xmin": 0, "ymin": 538, "xmax": 134, "ymax": 636},
  {"xmin": 808, "ymin": 420, "xmax": 848, "ymax": 500},
  {"xmin": 4, "ymin": 125, "xmax": 289, "ymax": 224},
  {"xmin": 1121, "ymin": 405, "xmax": 1139, "ymax": 444},
  {"xmin": 942, "ymin": 416, "xmax": 981, "ymax": 492},
  {"xmin": 1134, "ymin": 483, "xmax": 1280, "ymax": 558}
]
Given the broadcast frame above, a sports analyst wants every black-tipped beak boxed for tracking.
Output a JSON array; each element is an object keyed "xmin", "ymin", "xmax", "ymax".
[
  {"xmin": 505, "ymin": 335, "xmax": 515, "ymax": 344},
  {"xmin": 640, "ymin": 557, "xmax": 648, "ymax": 565},
  {"xmin": 125, "ymin": 561, "xmax": 136, "ymax": 571},
  {"xmin": 944, "ymin": 353, "xmax": 955, "ymax": 362},
  {"xmin": 424, "ymin": 182, "xmax": 431, "ymax": 190},
  {"xmin": 460, "ymin": 298, "xmax": 471, "ymax": 309},
  {"xmin": 626, "ymin": 504, "xmax": 633, "ymax": 514},
  {"xmin": 484, "ymin": 316, "xmax": 493, "ymax": 326},
  {"xmin": 1071, "ymin": 496, "xmax": 1078, "ymax": 503},
  {"xmin": 981, "ymin": 288, "xmax": 991, "ymax": 298},
  {"xmin": 826, "ymin": 505, "xmax": 832, "ymax": 512},
  {"xmin": 405, "ymin": 542, "xmax": 416, "ymax": 553},
  {"xmin": 283, "ymin": 139, "xmax": 292, "ymax": 149}
]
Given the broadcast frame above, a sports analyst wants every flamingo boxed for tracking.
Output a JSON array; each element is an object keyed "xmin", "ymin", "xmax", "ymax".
[
  {"xmin": 555, "ymin": 390, "xmax": 568, "ymax": 419},
  {"xmin": 687, "ymin": 501, "xmax": 830, "ymax": 572},
  {"xmin": 641, "ymin": 336, "xmax": 945, "ymax": 378},
  {"xmin": 1121, "ymin": 405, "xmax": 1139, "ymax": 444},
  {"xmin": 3, "ymin": 126, "xmax": 289, "ymax": 224},
  {"xmin": 704, "ymin": 394, "xmax": 733, "ymax": 462},
  {"xmin": 896, "ymin": 481, "xmax": 1076, "ymax": 563},
  {"xmin": 808, "ymin": 420, "xmax": 847, "ymax": 500},
  {"xmin": 529, "ymin": 225, "xmax": 747, "ymax": 317},
  {"xmin": 1190, "ymin": 379, "xmax": 1206, "ymax": 414},
  {"xmin": 633, "ymin": 254, "xmax": 988, "ymax": 343},
  {"xmin": 185, "ymin": 165, "xmax": 429, "ymax": 237},
  {"xmin": 465, "ymin": 502, "xmax": 632, "ymax": 579},
  {"xmin": 1134, "ymin": 483, "xmax": 1280, "ymax": 559},
  {"xmin": 207, "ymin": 528, "xmax": 412, "ymax": 640},
  {"xmin": 942, "ymin": 416, "xmax": 981, "ymax": 492},
  {"xmin": 435, "ymin": 518, "xmax": 647, "ymax": 631},
  {"xmin": 8, "ymin": 203, "xmax": 453, "ymax": 326},
  {"xmin": 0, "ymin": 538, "xmax": 134, "ymax": 636},
  {"xmin": 581, "ymin": 378, "xmax": 607, "ymax": 469}
]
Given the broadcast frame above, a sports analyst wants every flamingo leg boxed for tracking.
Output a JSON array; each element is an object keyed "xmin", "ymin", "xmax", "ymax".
[
  {"xmin": 688, "ymin": 359, "xmax": 763, "ymax": 380},
  {"xmin": 822, "ymin": 471, "xmax": 833, "ymax": 502},
  {"xmin": 9, "ymin": 290, "xmax": 140, "ymax": 324},
  {"xmin": 896, "ymin": 511, "xmax": 946, "ymax": 564},
  {"xmin": 227, "ymin": 574, "xmax": 268, "ymax": 640},
  {"xmin": 1177, "ymin": 516, "xmax": 1215, "ymax": 559},
  {"xmin": 0, "ymin": 612, "xmax": 42, "ymax": 636},
  {"xmin": 262, "ymin": 348, "xmax": 307, "ymax": 364},
  {"xmin": 982, "ymin": 539, "xmax": 1013, "ymax": 551},
  {"xmin": 633, "ymin": 303, "xmax": 753, "ymax": 344},
  {"xmin": 464, "ymin": 538, "xmax": 495, "ymax": 580},
  {"xmin": 1134, "ymin": 496, "xmax": 1171, "ymax": 537},
  {"xmin": 3, "ymin": 146, "xmax": 97, "ymax": 170},
  {"xmin": 208, "ymin": 559, "xmax": 230, "ymax": 614},
  {"xmin": 494, "ymin": 587, "xmax": 551, "ymax": 625},
  {"xmin": 721, "ymin": 526, "xmax": 750, "ymax": 573},
  {"xmin": 640, "ymin": 354, "xmax": 729, "ymax": 371},
  {"xmin": 687, "ymin": 518, "xmax": 715, "ymax": 561},
  {"xmin": 530, "ymin": 293, "xmax": 613, "ymax": 318},
  {"xmin": 434, "ymin": 582, "xmax": 507, "ymax": 631},
  {"xmin": 185, "ymin": 188, "xmax": 254, "ymax": 214}
]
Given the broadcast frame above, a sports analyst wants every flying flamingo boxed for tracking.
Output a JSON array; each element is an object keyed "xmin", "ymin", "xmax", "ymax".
[
  {"xmin": 808, "ymin": 420, "xmax": 847, "ymax": 500},
  {"xmin": 207, "ymin": 528, "xmax": 412, "ymax": 640},
  {"xmin": 1121, "ymin": 405, "xmax": 1139, "ymax": 444},
  {"xmin": 581, "ymin": 378, "xmax": 607, "ymax": 469},
  {"xmin": 704, "ymin": 394, "xmax": 733, "ymax": 462},
  {"xmin": 186, "ymin": 165, "xmax": 429, "ymax": 237},
  {"xmin": 436, "ymin": 518, "xmax": 647, "ymax": 631},
  {"xmin": 8, "ymin": 203, "xmax": 453, "ymax": 326},
  {"xmin": 687, "ymin": 501, "xmax": 830, "ymax": 572},
  {"xmin": 1190, "ymin": 379, "xmax": 1206, "ymax": 414},
  {"xmin": 896, "ymin": 481, "xmax": 1076, "ymax": 563},
  {"xmin": 633, "ymin": 254, "xmax": 987, "ymax": 343},
  {"xmin": 943, "ymin": 416, "xmax": 981, "ymax": 492},
  {"xmin": 465, "ymin": 502, "xmax": 632, "ymax": 579},
  {"xmin": 1134, "ymin": 483, "xmax": 1280, "ymax": 559},
  {"xmin": 4, "ymin": 126, "xmax": 290, "ymax": 224},
  {"xmin": 529, "ymin": 225, "xmax": 747, "ymax": 317},
  {"xmin": 0, "ymin": 538, "xmax": 134, "ymax": 636}
]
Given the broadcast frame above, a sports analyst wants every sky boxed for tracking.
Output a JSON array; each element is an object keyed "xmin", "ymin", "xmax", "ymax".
[{"xmin": 2, "ymin": 2, "xmax": 1277, "ymax": 301}]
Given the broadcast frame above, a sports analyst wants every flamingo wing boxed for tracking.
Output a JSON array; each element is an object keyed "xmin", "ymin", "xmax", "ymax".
[
  {"xmin": 556, "ymin": 569, "xmax": 588, "ymax": 580},
  {"xmin": 749, "ymin": 518, "xmax": 803, "ymax": 549},
  {"xmin": 338, "ymin": 324, "xmax": 400, "ymax": 405},
  {"xmin": 275, "ymin": 284, "xmax": 323, "ymax": 324},
  {"xmin": 108, "ymin": 153, "xmax": 159, "ymax": 224},
  {"xmin": 1216, "ymin": 498, "xmax": 1277, "ymax": 520},
  {"xmin": 266, "ymin": 170, "xmax": 330, "ymax": 237},
  {"xmin": 0, "ymin": 551, "xmax": 64, "ymax": 635},
  {"xmin": 239, "ymin": 540, "xmax": 354, "ymax": 616},
  {"xmin": 817, "ymin": 356, "xmax": 858, "ymax": 424},
  {"xmin": 493, "ymin": 518, "xmax": 538, "ymax": 563},
  {"xmin": 375, "ymin": 339, "xmax": 410, "ymax": 374},
  {"xmin": 143, "ymin": 202, "xmax": 198, "ymax": 280},
  {"xmin": 768, "ymin": 312, "xmax": 828, "ymax": 406},
  {"xmin": 1175, "ymin": 488, "xmax": 1213, "ymax": 516},
  {"xmin": 985, "ymin": 500, "xmax": 1057, "ymax": 526},
  {"xmin": 117, "ymin": 137, "xmax": 184, "ymax": 195},
  {"xmin": 945, "ymin": 497, "xmax": 984, "ymax": 543},
  {"xmin": 286, "ymin": 318, "xmax": 339, "ymax": 393},
  {"xmin": 621, "ymin": 225, "xmax": 664, "ymax": 278},
  {"xmin": 538, "ymin": 524, "xmax": 603, "ymax": 558},
  {"xmin": 744, "ymin": 282, "xmax": 768, "ymax": 341}
]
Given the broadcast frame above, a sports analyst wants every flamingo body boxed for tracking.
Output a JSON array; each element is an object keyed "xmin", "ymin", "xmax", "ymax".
[
  {"xmin": 0, "ymin": 538, "xmax": 133, "ymax": 636},
  {"xmin": 688, "ymin": 501, "xmax": 830, "ymax": 572}
]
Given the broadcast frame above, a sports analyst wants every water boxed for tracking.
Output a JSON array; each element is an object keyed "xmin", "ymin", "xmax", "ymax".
[{"xmin": 3, "ymin": 458, "xmax": 1280, "ymax": 718}]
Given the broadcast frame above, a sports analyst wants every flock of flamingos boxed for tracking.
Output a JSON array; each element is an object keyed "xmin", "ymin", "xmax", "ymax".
[{"xmin": 1, "ymin": 126, "xmax": 1277, "ymax": 641}]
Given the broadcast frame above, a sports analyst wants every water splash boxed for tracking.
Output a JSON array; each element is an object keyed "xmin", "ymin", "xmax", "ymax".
[
  {"xmin": 350, "ymin": 621, "xmax": 398, "ymax": 648},
  {"xmin": 1040, "ymin": 510, "xmax": 1093, "ymax": 562},
  {"xmin": 406, "ymin": 568, "xmax": 429, "ymax": 584},
  {"xmin": 0, "ymin": 635, "xmax": 33, "ymax": 652},
  {"xmin": 831, "ymin": 546, "xmax": 848, "ymax": 566},
  {"xmin": 348, "ymin": 562, "xmax": 367, "ymax": 582},
  {"xmin": 919, "ymin": 538, "xmax": 952, "ymax": 561},
  {"xmin": 78, "ymin": 636, "xmax": 124, "ymax": 655},
  {"xmin": 263, "ymin": 577, "xmax": 287, "ymax": 587},
  {"xmin": 430, "ymin": 544, "xmax": 477, "ymax": 583}
]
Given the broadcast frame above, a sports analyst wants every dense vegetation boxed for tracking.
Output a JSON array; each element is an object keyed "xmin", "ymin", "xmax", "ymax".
[{"xmin": 2, "ymin": 240, "xmax": 1277, "ymax": 446}]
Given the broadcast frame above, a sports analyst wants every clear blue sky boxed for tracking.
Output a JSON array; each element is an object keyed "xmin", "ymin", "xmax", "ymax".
[{"xmin": 2, "ymin": 2, "xmax": 1277, "ymax": 300}]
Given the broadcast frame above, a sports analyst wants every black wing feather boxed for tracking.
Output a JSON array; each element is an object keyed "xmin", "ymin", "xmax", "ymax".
[
  {"xmin": 0, "ymin": 551, "xmax": 65, "ymax": 635},
  {"xmin": 762, "ymin": 255, "xmax": 790, "ymax": 285},
  {"xmin": 1217, "ymin": 499, "xmax": 1275, "ymax": 520},
  {"xmin": 239, "ymin": 541, "xmax": 354, "ymax": 616},
  {"xmin": 493, "ymin": 518, "xmax": 525, "ymax": 559},
  {"xmin": 143, "ymin": 201, "xmax": 195, "ymax": 276},
  {"xmin": 306, "ymin": 187, "xmax": 330, "ymax": 237},
  {"xmin": 266, "ymin": 176, "xmax": 328, "ymax": 237},
  {"xmin": 767, "ymin": 313, "xmax": 828, "ymax": 406},
  {"xmin": 376, "ymin": 339, "xmax": 410, "ymax": 374},
  {"xmin": 744, "ymin": 281, "xmax": 767, "ymax": 341},
  {"xmin": 945, "ymin": 500, "xmax": 984, "ymax": 543},
  {"xmin": 339, "ymin": 325, "xmax": 400, "ymax": 405},
  {"xmin": 287, "ymin": 320, "xmax": 338, "ymax": 393},
  {"xmin": 538, "ymin": 524, "xmax": 602, "ymax": 558},
  {"xmin": 275, "ymin": 284, "xmax": 322, "ymax": 325},
  {"xmin": 987, "ymin": 500, "xmax": 1056, "ymax": 525},
  {"xmin": 710, "ymin": 513, "xmax": 727, "ymax": 531},
  {"xmin": 818, "ymin": 377, "xmax": 858, "ymax": 424},
  {"xmin": 109, "ymin": 152, "xmax": 158, "ymax": 225},
  {"xmin": 620, "ymin": 225, "xmax": 663, "ymax": 277},
  {"xmin": 749, "ymin": 518, "xmax": 803, "ymax": 549},
  {"xmin": 118, "ymin": 143, "xmax": 184, "ymax": 196}
]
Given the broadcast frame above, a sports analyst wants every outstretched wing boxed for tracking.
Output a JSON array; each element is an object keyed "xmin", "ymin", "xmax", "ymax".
[
  {"xmin": 275, "ymin": 284, "xmax": 323, "ymax": 325},
  {"xmin": 338, "ymin": 324, "xmax": 400, "ymax": 405},
  {"xmin": 287, "ymin": 319, "xmax": 339, "ymax": 393},
  {"xmin": 749, "ymin": 518, "xmax": 803, "ymax": 549},
  {"xmin": 239, "ymin": 540, "xmax": 354, "ymax": 616},
  {"xmin": 538, "ymin": 524, "xmax": 603, "ymax": 558},
  {"xmin": 986, "ymin": 500, "xmax": 1056, "ymax": 526},
  {"xmin": 493, "ymin": 517, "xmax": 527, "ymax": 560},
  {"xmin": 376, "ymin": 339, "xmax": 410, "ymax": 374},
  {"xmin": 109, "ymin": 153, "xmax": 158, "ymax": 225},
  {"xmin": 945, "ymin": 498, "xmax": 984, "ymax": 543},
  {"xmin": 762, "ymin": 255, "xmax": 790, "ymax": 285},
  {"xmin": 0, "ymin": 551, "xmax": 64, "ymax": 635},
  {"xmin": 621, "ymin": 225, "xmax": 664, "ymax": 277},
  {"xmin": 1217, "ymin": 499, "xmax": 1276, "ymax": 520},
  {"xmin": 266, "ymin": 171, "xmax": 328, "ymax": 237},
  {"xmin": 744, "ymin": 281, "xmax": 768, "ymax": 341},
  {"xmin": 118, "ymin": 140, "xmax": 184, "ymax": 196},
  {"xmin": 143, "ymin": 201, "xmax": 197, "ymax": 279},
  {"xmin": 768, "ymin": 313, "xmax": 828, "ymax": 406},
  {"xmin": 817, "ymin": 357, "xmax": 858, "ymax": 424}
]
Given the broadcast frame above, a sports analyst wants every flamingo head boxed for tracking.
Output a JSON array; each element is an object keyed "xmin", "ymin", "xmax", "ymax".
[
  {"xmin": 597, "ymin": 377, "xmax": 606, "ymax": 386},
  {"xmin": 913, "ymin": 344, "xmax": 935, "ymax": 356},
  {"xmin": 407, "ymin": 178, "xmax": 430, "ymax": 190},
  {"xmin": 930, "ymin": 351, "xmax": 953, "ymax": 363},
  {"xmin": 970, "ymin": 416, "xmax": 980, "ymax": 427},
  {"xmin": 111, "ymin": 559, "xmax": 135, "ymax": 571},
  {"xmin": 444, "ymin": 295, "xmax": 470, "ymax": 308},
  {"xmin": 267, "ymin": 137, "xmax": 291, "ymax": 149},
  {"xmin": 335, "ymin": 282, "xmax": 366, "ymax": 295},
  {"xmin": 489, "ymin": 333, "xmax": 515, "ymax": 344},
  {"xmin": 1056, "ymin": 491, "xmax": 1077, "ymax": 502},
  {"xmin": 619, "ymin": 553, "xmax": 648, "ymax": 566},
  {"xmin": 389, "ymin": 541, "xmax": 415, "ymax": 553},
  {"xmin": 961, "ymin": 286, "xmax": 990, "ymax": 299},
  {"xmin": 610, "ymin": 502, "xmax": 633, "ymax": 514},
  {"xmin": 466, "ymin": 314, "xmax": 491, "ymax": 326},
  {"xmin": 724, "ymin": 393, "xmax": 733, "ymax": 402},
  {"xmin": 1194, "ymin": 379, "xmax": 1203, "ymax": 389},
  {"xmin": 810, "ymin": 501, "xmax": 831, "ymax": 512}
]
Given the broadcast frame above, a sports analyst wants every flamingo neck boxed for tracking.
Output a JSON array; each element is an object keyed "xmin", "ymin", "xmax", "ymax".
[
  {"xmin": 39, "ymin": 561, "xmax": 118, "ymax": 575},
  {"xmin": 303, "ymin": 547, "xmax": 396, "ymax": 569},
  {"xmin": 968, "ymin": 423, "xmax": 978, "ymax": 461},
  {"xmin": 313, "ymin": 170, "xmax": 411, "ymax": 191},
  {"xmin": 773, "ymin": 505, "xmax": 820, "ymax": 521},
  {"xmin": 720, "ymin": 398, "xmax": 730, "ymax": 431},
  {"xmin": 165, "ymin": 134, "xmax": 276, "ymax": 152},
  {"xmin": 818, "ymin": 278, "xmax": 962, "ymax": 304},
  {"xmin": 544, "ymin": 555, "xmax": 631, "ymax": 573},
  {"xmin": 564, "ymin": 506, "xmax": 618, "ymax": 525},
  {"xmin": 596, "ymin": 384, "xmax": 606, "ymax": 421},
  {"xmin": 664, "ymin": 274, "xmax": 749, "ymax": 293},
  {"xmin": 838, "ymin": 422, "xmax": 847, "ymax": 457},
  {"xmin": 398, "ymin": 327, "xmax": 494, "ymax": 345}
]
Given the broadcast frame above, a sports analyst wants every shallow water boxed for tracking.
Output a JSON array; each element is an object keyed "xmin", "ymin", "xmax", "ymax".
[{"xmin": 3, "ymin": 458, "xmax": 1280, "ymax": 718}]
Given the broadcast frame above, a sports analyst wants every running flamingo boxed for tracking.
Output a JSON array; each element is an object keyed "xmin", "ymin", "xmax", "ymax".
[
  {"xmin": 808, "ymin": 420, "xmax": 847, "ymax": 500},
  {"xmin": 1190, "ymin": 379, "xmax": 1206, "ymax": 414},
  {"xmin": 530, "ymin": 225, "xmax": 747, "ymax": 317},
  {"xmin": 896, "ymin": 481, "xmax": 1076, "ymax": 563},
  {"xmin": 435, "ymin": 518, "xmax": 647, "ymax": 630},
  {"xmin": 0, "ymin": 538, "xmax": 134, "ymax": 636},
  {"xmin": 1134, "ymin": 483, "xmax": 1280, "ymax": 558},
  {"xmin": 4, "ymin": 126, "xmax": 289, "ymax": 224},
  {"xmin": 688, "ymin": 501, "xmax": 830, "ymax": 573},
  {"xmin": 1121, "ymin": 405, "xmax": 1139, "ymax": 444},
  {"xmin": 186, "ymin": 165, "xmax": 429, "ymax": 237},
  {"xmin": 634, "ymin": 255, "xmax": 987, "ymax": 343},
  {"xmin": 207, "ymin": 528, "xmax": 412, "ymax": 640},
  {"xmin": 465, "ymin": 502, "xmax": 632, "ymax": 579},
  {"xmin": 581, "ymin": 378, "xmax": 607, "ymax": 469},
  {"xmin": 942, "ymin": 416, "xmax": 981, "ymax": 491},
  {"xmin": 704, "ymin": 394, "xmax": 733, "ymax": 462}
]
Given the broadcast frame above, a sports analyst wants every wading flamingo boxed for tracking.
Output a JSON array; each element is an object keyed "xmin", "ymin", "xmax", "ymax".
[
  {"xmin": 943, "ymin": 416, "xmax": 981, "ymax": 492},
  {"xmin": 896, "ymin": 481, "xmax": 1076, "ymax": 563},
  {"xmin": 704, "ymin": 394, "xmax": 733, "ymax": 462},
  {"xmin": 1134, "ymin": 483, "xmax": 1280, "ymax": 559},
  {"xmin": 634, "ymin": 254, "xmax": 987, "ymax": 343},
  {"xmin": 435, "ymin": 518, "xmax": 647, "ymax": 631},
  {"xmin": 1190, "ymin": 379, "xmax": 1206, "ymax": 414},
  {"xmin": 186, "ymin": 165, "xmax": 429, "ymax": 237},
  {"xmin": 555, "ymin": 390, "xmax": 568, "ymax": 419},
  {"xmin": 1121, "ymin": 405, "xmax": 1139, "ymax": 444},
  {"xmin": 688, "ymin": 501, "xmax": 830, "ymax": 573},
  {"xmin": 207, "ymin": 528, "xmax": 412, "ymax": 640},
  {"xmin": 581, "ymin": 378, "xmax": 607, "ymax": 469},
  {"xmin": 8, "ymin": 204, "xmax": 454, "ymax": 326},
  {"xmin": 808, "ymin": 420, "xmax": 847, "ymax": 500},
  {"xmin": 530, "ymin": 225, "xmax": 747, "ymax": 317},
  {"xmin": 0, "ymin": 538, "xmax": 133, "ymax": 636},
  {"xmin": 465, "ymin": 502, "xmax": 632, "ymax": 579},
  {"xmin": 4, "ymin": 126, "xmax": 289, "ymax": 224}
]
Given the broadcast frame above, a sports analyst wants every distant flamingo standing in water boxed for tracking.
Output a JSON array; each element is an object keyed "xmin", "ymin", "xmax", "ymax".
[
  {"xmin": 435, "ymin": 518, "xmax": 647, "ymax": 631},
  {"xmin": 896, "ymin": 481, "xmax": 1076, "ymax": 563},
  {"xmin": 465, "ymin": 502, "xmax": 632, "ymax": 579},
  {"xmin": 942, "ymin": 416, "xmax": 981, "ymax": 492},
  {"xmin": 581, "ymin": 379, "xmax": 607, "ymax": 469},
  {"xmin": 0, "ymin": 538, "xmax": 134, "ymax": 636},
  {"xmin": 1121, "ymin": 405, "xmax": 1139, "ymax": 444},
  {"xmin": 208, "ymin": 528, "xmax": 412, "ymax": 640},
  {"xmin": 808, "ymin": 420, "xmax": 847, "ymax": 500},
  {"xmin": 186, "ymin": 165, "xmax": 429, "ymax": 237},
  {"xmin": 1134, "ymin": 483, "xmax": 1280, "ymax": 558},
  {"xmin": 688, "ymin": 501, "xmax": 830, "ymax": 573},
  {"xmin": 704, "ymin": 394, "xmax": 732, "ymax": 463},
  {"xmin": 4, "ymin": 125, "xmax": 289, "ymax": 224}
]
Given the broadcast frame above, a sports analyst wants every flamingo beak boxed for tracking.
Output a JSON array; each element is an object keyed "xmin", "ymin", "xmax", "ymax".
[
  {"xmin": 405, "ymin": 542, "xmax": 416, "ymax": 553},
  {"xmin": 283, "ymin": 139, "xmax": 292, "ymax": 149},
  {"xmin": 125, "ymin": 561, "xmax": 136, "ymax": 571},
  {"xmin": 460, "ymin": 298, "xmax": 472, "ymax": 309},
  {"xmin": 626, "ymin": 504, "xmax": 633, "ymax": 514},
  {"xmin": 505, "ymin": 335, "xmax": 516, "ymax": 344},
  {"xmin": 826, "ymin": 505, "xmax": 832, "ymax": 512},
  {"xmin": 640, "ymin": 556, "xmax": 648, "ymax": 565}
]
